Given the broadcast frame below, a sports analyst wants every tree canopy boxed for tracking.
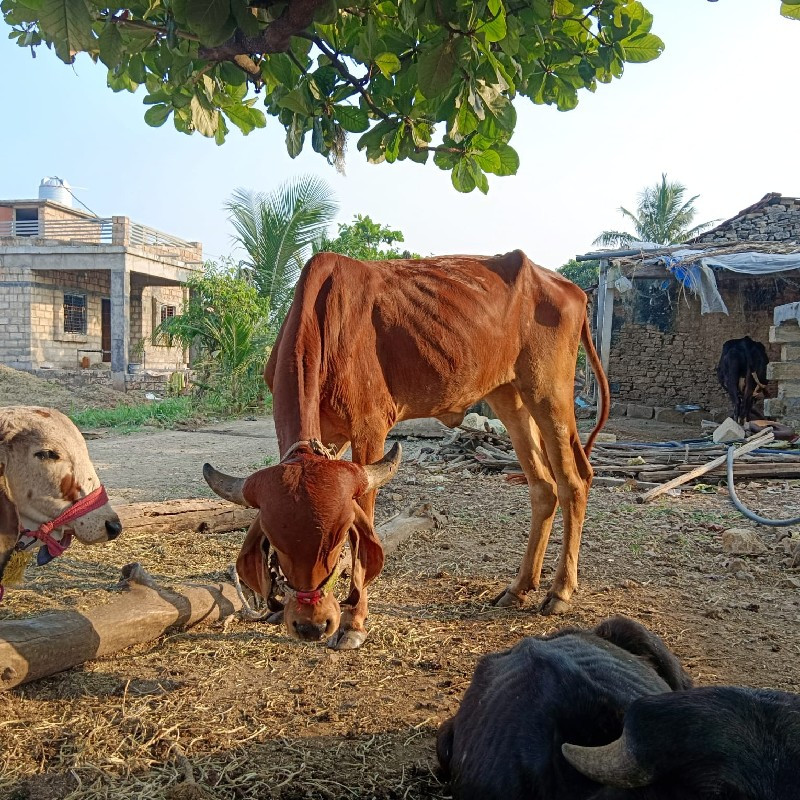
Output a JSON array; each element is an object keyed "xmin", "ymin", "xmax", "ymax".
[
  {"xmin": 558, "ymin": 257, "xmax": 599, "ymax": 290},
  {"xmin": 317, "ymin": 213, "xmax": 415, "ymax": 259},
  {"xmin": 593, "ymin": 173, "xmax": 717, "ymax": 249},
  {"xmin": 3, "ymin": 0, "xmax": 676, "ymax": 192}
]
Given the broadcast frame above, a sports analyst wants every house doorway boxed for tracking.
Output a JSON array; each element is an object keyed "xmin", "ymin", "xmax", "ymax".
[{"xmin": 101, "ymin": 298, "xmax": 111, "ymax": 362}]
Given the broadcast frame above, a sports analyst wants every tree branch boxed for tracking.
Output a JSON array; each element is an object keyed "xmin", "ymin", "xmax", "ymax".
[
  {"xmin": 198, "ymin": 0, "xmax": 329, "ymax": 60},
  {"xmin": 310, "ymin": 35, "xmax": 392, "ymax": 122}
]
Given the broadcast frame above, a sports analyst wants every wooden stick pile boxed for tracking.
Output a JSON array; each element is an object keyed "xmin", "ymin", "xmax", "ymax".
[{"xmin": 409, "ymin": 425, "xmax": 800, "ymax": 484}]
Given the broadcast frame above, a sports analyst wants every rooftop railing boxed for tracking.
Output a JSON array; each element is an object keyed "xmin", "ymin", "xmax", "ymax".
[
  {"xmin": 0, "ymin": 218, "xmax": 113, "ymax": 242},
  {"xmin": 0, "ymin": 216, "xmax": 201, "ymax": 261}
]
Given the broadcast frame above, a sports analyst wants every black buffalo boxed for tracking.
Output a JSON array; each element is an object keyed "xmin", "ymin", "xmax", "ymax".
[
  {"xmin": 437, "ymin": 616, "xmax": 800, "ymax": 799},
  {"xmin": 562, "ymin": 685, "xmax": 800, "ymax": 799},
  {"xmin": 436, "ymin": 617, "xmax": 692, "ymax": 800},
  {"xmin": 716, "ymin": 336, "xmax": 769, "ymax": 424}
]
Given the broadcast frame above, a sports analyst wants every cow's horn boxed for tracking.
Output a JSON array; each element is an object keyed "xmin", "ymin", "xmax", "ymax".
[
  {"xmin": 561, "ymin": 735, "xmax": 652, "ymax": 789},
  {"xmin": 361, "ymin": 442, "xmax": 402, "ymax": 493},
  {"xmin": 202, "ymin": 463, "xmax": 251, "ymax": 507}
]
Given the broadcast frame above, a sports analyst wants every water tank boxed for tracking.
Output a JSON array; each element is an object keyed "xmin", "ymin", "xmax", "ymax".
[{"xmin": 38, "ymin": 177, "xmax": 72, "ymax": 207}]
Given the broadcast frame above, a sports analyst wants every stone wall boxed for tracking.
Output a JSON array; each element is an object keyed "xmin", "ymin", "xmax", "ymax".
[
  {"xmin": 765, "ymin": 316, "xmax": 800, "ymax": 423},
  {"xmin": 608, "ymin": 274, "xmax": 800, "ymax": 412},
  {"xmin": 692, "ymin": 195, "xmax": 800, "ymax": 244}
]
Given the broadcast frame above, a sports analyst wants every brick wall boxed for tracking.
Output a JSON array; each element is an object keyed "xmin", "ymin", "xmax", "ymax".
[
  {"xmin": 609, "ymin": 274, "xmax": 800, "ymax": 412},
  {"xmin": 29, "ymin": 269, "xmax": 110, "ymax": 368},
  {"xmin": 0, "ymin": 265, "xmax": 33, "ymax": 369},
  {"xmin": 131, "ymin": 285, "xmax": 187, "ymax": 370}
]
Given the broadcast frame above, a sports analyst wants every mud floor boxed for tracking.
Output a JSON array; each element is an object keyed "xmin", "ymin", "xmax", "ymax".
[{"xmin": 2, "ymin": 417, "xmax": 798, "ymax": 799}]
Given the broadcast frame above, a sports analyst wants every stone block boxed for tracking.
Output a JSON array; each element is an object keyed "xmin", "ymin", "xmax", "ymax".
[
  {"xmin": 769, "ymin": 324, "xmax": 800, "ymax": 344},
  {"xmin": 683, "ymin": 410, "xmax": 710, "ymax": 425},
  {"xmin": 712, "ymin": 417, "xmax": 745, "ymax": 443},
  {"xmin": 764, "ymin": 397, "xmax": 786, "ymax": 417},
  {"xmin": 767, "ymin": 361, "xmax": 800, "ymax": 380},
  {"xmin": 654, "ymin": 408, "xmax": 685, "ymax": 424},
  {"xmin": 609, "ymin": 402, "xmax": 627, "ymax": 418},
  {"xmin": 627, "ymin": 404, "xmax": 654, "ymax": 420},
  {"xmin": 781, "ymin": 344, "xmax": 800, "ymax": 362},
  {"xmin": 778, "ymin": 381, "xmax": 800, "ymax": 399}
]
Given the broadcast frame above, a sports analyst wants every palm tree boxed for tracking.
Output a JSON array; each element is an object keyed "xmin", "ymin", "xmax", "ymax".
[
  {"xmin": 226, "ymin": 175, "xmax": 338, "ymax": 327},
  {"xmin": 593, "ymin": 174, "xmax": 716, "ymax": 248}
]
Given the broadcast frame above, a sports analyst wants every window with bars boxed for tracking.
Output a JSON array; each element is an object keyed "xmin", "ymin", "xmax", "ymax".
[
  {"xmin": 63, "ymin": 293, "xmax": 87, "ymax": 334},
  {"xmin": 160, "ymin": 304, "xmax": 176, "ymax": 324}
]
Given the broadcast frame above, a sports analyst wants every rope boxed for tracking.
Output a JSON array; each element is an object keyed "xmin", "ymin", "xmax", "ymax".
[{"xmin": 726, "ymin": 445, "xmax": 800, "ymax": 526}]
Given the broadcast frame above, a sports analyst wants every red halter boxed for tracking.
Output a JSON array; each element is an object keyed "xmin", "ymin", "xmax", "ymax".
[{"xmin": 0, "ymin": 484, "xmax": 110, "ymax": 601}]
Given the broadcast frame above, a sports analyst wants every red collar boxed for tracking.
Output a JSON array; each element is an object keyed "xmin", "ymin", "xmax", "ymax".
[{"xmin": 0, "ymin": 484, "xmax": 110, "ymax": 602}]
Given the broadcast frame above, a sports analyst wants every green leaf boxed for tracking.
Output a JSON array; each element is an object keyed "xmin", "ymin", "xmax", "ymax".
[
  {"xmin": 417, "ymin": 41, "xmax": 457, "ymax": 99},
  {"xmin": 488, "ymin": 143, "xmax": 518, "ymax": 176},
  {"xmin": 374, "ymin": 51, "xmax": 401, "ymax": 79},
  {"xmin": 224, "ymin": 104, "xmax": 266, "ymax": 134},
  {"xmin": 97, "ymin": 22, "xmax": 123, "ymax": 68},
  {"xmin": 128, "ymin": 53, "xmax": 147, "ymax": 84},
  {"xmin": 332, "ymin": 104, "xmax": 369, "ymax": 133},
  {"xmin": 781, "ymin": 2, "xmax": 800, "ymax": 19},
  {"xmin": 144, "ymin": 103, "xmax": 171, "ymax": 127},
  {"xmin": 286, "ymin": 115, "xmax": 305, "ymax": 158},
  {"xmin": 190, "ymin": 93, "xmax": 219, "ymax": 137},
  {"xmin": 451, "ymin": 158, "xmax": 476, "ymax": 193},
  {"xmin": 472, "ymin": 148, "xmax": 500, "ymax": 172},
  {"xmin": 480, "ymin": 0, "xmax": 507, "ymax": 43},
  {"xmin": 38, "ymin": 0, "xmax": 94, "ymax": 63},
  {"xmin": 185, "ymin": 0, "xmax": 234, "ymax": 45},
  {"xmin": 230, "ymin": 0, "xmax": 259, "ymax": 35},
  {"xmin": 619, "ymin": 32, "xmax": 664, "ymax": 63},
  {"xmin": 278, "ymin": 85, "xmax": 313, "ymax": 115}
]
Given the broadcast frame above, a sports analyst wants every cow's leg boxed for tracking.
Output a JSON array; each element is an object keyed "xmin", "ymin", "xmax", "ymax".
[
  {"xmin": 327, "ymin": 433, "xmax": 386, "ymax": 650},
  {"xmin": 485, "ymin": 385, "xmax": 558, "ymax": 608},
  {"xmin": 526, "ymin": 391, "xmax": 593, "ymax": 615}
]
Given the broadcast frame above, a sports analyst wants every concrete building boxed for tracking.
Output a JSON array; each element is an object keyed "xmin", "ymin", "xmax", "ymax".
[{"xmin": 0, "ymin": 179, "xmax": 203, "ymax": 390}]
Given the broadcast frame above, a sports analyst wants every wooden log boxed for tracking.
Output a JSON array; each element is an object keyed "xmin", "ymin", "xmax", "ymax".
[
  {"xmin": 0, "ymin": 508, "xmax": 442, "ymax": 690},
  {"xmin": 379, "ymin": 506, "xmax": 439, "ymax": 555},
  {"xmin": 639, "ymin": 431, "xmax": 774, "ymax": 503},
  {"xmin": 116, "ymin": 498, "xmax": 257, "ymax": 536},
  {"xmin": 644, "ymin": 462, "xmax": 800, "ymax": 481},
  {"xmin": 0, "ymin": 563, "xmax": 244, "ymax": 690}
]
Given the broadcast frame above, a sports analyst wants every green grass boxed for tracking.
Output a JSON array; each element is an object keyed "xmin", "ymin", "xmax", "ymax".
[{"xmin": 69, "ymin": 396, "xmax": 198, "ymax": 432}]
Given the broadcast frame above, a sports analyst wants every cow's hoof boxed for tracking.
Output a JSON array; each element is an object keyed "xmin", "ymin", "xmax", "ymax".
[
  {"xmin": 326, "ymin": 628, "xmax": 367, "ymax": 650},
  {"xmin": 265, "ymin": 610, "xmax": 284, "ymax": 625},
  {"xmin": 539, "ymin": 595, "xmax": 571, "ymax": 615},
  {"xmin": 492, "ymin": 588, "xmax": 526, "ymax": 608}
]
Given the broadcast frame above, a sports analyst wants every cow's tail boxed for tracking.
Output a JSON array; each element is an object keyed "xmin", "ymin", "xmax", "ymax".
[{"xmin": 581, "ymin": 312, "xmax": 610, "ymax": 457}]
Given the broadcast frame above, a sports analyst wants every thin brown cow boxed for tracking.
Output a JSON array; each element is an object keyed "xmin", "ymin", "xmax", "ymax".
[{"xmin": 204, "ymin": 250, "xmax": 610, "ymax": 649}]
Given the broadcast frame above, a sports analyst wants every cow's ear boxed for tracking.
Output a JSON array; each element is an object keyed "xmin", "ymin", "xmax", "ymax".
[
  {"xmin": 0, "ymin": 478, "xmax": 20, "ymax": 586},
  {"xmin": 350, "ymin": 502, "xmax": 385, "ymax": 588},
  {"xmin": 235, "ymin": 518, "xmax": 273, "ymax": 599}
]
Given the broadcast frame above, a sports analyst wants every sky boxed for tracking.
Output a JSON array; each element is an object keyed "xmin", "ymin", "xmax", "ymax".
[{"xmin": 1, "ymin": 1, "xmax": 798, "ymax": 270}]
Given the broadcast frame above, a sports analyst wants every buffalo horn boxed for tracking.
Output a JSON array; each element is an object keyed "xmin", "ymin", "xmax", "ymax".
[
  {"xmin": 202, "ymin": 463, "xmax": 251, "ymax": 507},
  {"xmin": 361, "ymin": 442, "xmax": 403, "ymax": 493},
  {"xmin": 561, "ymin": 734, "xmax": 652, "ymax": 789}
]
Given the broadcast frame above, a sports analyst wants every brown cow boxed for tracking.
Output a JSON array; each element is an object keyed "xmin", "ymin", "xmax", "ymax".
[
  {"xmin": 204, "ymin": 250, "xmax": 610, "ymax": 649},
  {"xmin": 0, "ymin": 406, "xmax": 122, "ymax": 598}
]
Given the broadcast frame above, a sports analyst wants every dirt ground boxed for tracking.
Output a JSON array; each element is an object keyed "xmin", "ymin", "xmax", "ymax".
[
  {"xmin": 0, "ymin": 365, "xmax": 134, "ymax": 412},
  {"xmin": 2, "ymin": 415, "xmax": 799, "ymax": 800}
]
